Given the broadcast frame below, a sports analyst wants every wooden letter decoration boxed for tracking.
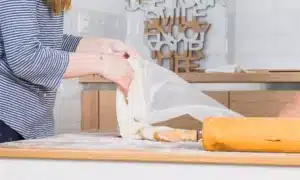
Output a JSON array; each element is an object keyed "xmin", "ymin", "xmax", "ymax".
[{"xmin": 126, "ymin": 0, "xmax": 226, "ymax": 73}]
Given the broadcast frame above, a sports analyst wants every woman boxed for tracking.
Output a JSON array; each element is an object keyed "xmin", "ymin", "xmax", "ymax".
[{"xmin": 0, "ymin": 0, "xmax": 137, "ymax": 143}]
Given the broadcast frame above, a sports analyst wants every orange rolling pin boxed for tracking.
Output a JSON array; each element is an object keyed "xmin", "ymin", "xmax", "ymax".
[{"xmin": 154, "ymin": 117, "xmax": 300, "ymax": 153}]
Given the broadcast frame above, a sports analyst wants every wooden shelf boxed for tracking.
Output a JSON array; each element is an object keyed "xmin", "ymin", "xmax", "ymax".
[{"xmin": 79, "ymin": 72, "xmax": 300, "ymax": 83}]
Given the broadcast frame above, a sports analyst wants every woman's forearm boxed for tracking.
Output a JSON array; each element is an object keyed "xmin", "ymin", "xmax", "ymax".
[{"xmin": 63, "ymin": 53, "xmax": 100, "ymax": 79}]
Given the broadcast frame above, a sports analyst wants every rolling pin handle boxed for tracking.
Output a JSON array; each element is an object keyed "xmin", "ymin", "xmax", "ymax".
[{"xmin": 197, "ymin": 129, "xmax": 203, "ymax": 142}]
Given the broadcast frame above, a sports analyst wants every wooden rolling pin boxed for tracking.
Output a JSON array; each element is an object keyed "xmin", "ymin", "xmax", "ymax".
[{"xmin": 154, "ymin": 117, "xmax": 300, "ymax": 153}]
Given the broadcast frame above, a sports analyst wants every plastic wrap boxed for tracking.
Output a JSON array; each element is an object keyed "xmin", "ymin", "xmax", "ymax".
[{"xmin": 116, "ymin": 57, "xmax": 243, "ymax": 139}]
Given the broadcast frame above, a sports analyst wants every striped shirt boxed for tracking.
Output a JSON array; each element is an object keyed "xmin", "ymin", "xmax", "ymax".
[{"xmin": 0, "ymin": 0, "xmax": 82, "ymax": 139}]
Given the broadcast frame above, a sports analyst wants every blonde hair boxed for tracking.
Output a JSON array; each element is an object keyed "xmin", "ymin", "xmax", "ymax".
[{"xmin": 44, "ymin": 0, "xmax": 72, "ymax": 15}]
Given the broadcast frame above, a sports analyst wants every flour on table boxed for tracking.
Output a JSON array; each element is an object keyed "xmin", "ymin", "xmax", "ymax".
[
  {"xmin": 0, "ymin": 133, "xmax": 292, "ymax": 159},
  {"xmin": 0, "ymin": 133, "xmax": 201, "ymax": 153}
]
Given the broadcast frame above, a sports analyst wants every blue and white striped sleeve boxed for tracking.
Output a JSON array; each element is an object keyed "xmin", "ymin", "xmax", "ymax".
[
  {"xmin": 62, "ymin": 34, "xmax": 82, "ymax": 52},
  {"xmin": 0, "ymin": 0, "xmax": 69, "ymax": 91}
]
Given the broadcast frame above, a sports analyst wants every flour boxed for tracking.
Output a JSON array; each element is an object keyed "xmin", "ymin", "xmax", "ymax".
[
  {"xmin": 0, "ymin": 133, "xmax": 202, "ymax": 153},
  {"xmin": 1, "ymin": 133, "xmax": 295, "ymax": 160}
]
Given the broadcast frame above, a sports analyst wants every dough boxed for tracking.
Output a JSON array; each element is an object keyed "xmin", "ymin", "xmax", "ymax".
[
  {"xmin": 140, "ymin": 126, "xmax": 198, "ymax": 142},
  {"xmin": 140, "ymin": 126, "xmax": 174, "ymax": 141},
  {"xmin": 116, "ymin": 56, "xmax": 151, "ymax": 140},
  {"xmin": 116, "ymin": 57, "xmax": 174, "ymax": 141}
]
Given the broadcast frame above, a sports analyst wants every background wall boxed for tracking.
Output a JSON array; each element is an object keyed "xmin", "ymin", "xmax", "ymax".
[
  {"xmin": 54, "ymin": 0, "xmax": 300, "ymax": 134},
  {"xmin": 54, "ymin": 0, "xmax": 127, "ymax": 134},
  {"xmin": 234, "ymin": 0, "xmax": 300, "ymax": 69}
]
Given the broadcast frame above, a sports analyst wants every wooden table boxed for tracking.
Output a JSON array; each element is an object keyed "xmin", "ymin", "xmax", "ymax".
[{"xmin": 0, "ymin": 133, "xmax": 300, "ymax": 180}]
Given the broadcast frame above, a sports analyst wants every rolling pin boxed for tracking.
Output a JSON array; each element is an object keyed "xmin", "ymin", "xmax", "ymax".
[{"xmin": 154, "ymin": 117, "xmax": 300, "ymax": 153}]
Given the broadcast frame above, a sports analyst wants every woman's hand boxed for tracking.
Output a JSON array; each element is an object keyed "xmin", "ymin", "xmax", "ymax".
[
  {"xmin": 75, "ymin": 37, "xmax": 138, "ymax": 93},
  {"xmin": 76, "ymin": 37, "xmax": 140, "ymax": 58},
  {"xmin": 98, "ymin": 54, "xmax": 134, "ymax": 94}
]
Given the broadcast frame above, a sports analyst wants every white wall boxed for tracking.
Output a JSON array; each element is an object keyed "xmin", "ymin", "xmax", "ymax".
[
  {"xmin": 126, "ymin": 1, "xmax": 229, "ymax": 68},
  {"xmin": 54, "ymin": 0, "xmax": 127, "ymax": 134},
  {"xmin": 234, "ymin": 0, "xmax": 300, "ymax": 69},
  {"xmin": 125, "ymin": 0, "xmax": 263, "ymax": 92}
]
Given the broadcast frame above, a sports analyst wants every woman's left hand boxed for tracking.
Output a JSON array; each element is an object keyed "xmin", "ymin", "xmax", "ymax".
[{"xmin": 76, "ymin": 37, "xmax": 140, "ymax": 58}]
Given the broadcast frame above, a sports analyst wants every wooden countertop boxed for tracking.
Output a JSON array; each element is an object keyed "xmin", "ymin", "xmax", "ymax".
[
  {"xmin": 79, "ymin": 71, "xmax": 300, "ymax": 83},
  {"xmin": 1, "ymin": 133, "xmax": 300, "ymax": 166}
]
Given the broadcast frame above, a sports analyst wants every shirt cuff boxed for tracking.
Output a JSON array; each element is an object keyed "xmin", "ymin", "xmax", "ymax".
[{"xmin": 62, "ymin": 34, "xmax": 83, "ymax": 52}]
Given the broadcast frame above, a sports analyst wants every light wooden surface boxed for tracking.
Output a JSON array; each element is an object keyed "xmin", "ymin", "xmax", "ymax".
[
  {"xmin": 81, "ymin": 91, "xmax": 99, "ymax": 132},
  {"xmin": 99, "ymin": 90, "xmax": 118, "ymax": 132},
  {"xmin": 230, "ymin": 91, "xmax": 300, "ymax": 117},
  {"xmin": 1, "ymin": 133, "xmax": 300, "ymax": 167},
  {"xmin": 180, "ymin": 72, "xmax": 300, "ymax": 83},
  {"xmin": 79, "ymin": 72, "xmax": 300, "ymax": 83}
]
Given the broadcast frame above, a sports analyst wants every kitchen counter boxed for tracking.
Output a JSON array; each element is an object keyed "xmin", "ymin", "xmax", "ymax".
[{"xmin": 1, "ymin": 133, "xmax": 300, "ymax": 180}]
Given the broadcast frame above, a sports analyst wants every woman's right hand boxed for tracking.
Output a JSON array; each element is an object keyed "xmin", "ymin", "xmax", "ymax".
[{"xmin": 98, "ymin": 54, "xmax": 134, "ymax": 94}]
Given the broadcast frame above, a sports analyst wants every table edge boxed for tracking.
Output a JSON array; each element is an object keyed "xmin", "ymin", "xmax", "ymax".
[{"xmin": 1, "ymin": 148, "xmax": 300, "ymax": 167}]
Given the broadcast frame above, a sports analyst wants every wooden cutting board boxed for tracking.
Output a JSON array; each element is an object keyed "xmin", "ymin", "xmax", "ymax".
[{"xmin": 1, "ymin": 133, "xmax": 300, "ymax": 166}]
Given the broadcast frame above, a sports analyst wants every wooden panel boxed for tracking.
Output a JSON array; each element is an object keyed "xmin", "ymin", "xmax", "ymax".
[
  {"xmin": 97, "ymin": 91, "xmax": 228, "ymax": 132},
  {"xmin": 79, "ymin": 72, "xmax": 300, "ymax": 83},
  {"xmin": 153, "ymin": 115, "xmax": 202, "ymax": 130},
  {"xmin": 79, "ymin": 75, "xmax": 96, "ymax": 83},
  {"xmin": 179, "ymin": 72, "xmax": 300, "ymax": 83},
  {"xmin": 205, "ymin": 91, "xmax": 229, "ymax": 107},
  {"xmin": 98, "ymin": 90, "xmax": 118, "ymax": 133},
  {"xmin": 230, "ymin": 91, "xmax": 300, "ymax": 117},
  {"xmin": 81, "ymin": 91, "xmax": 99, "ymax": 132}
]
